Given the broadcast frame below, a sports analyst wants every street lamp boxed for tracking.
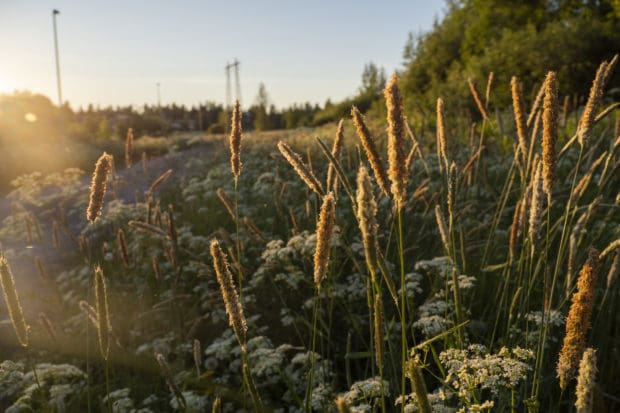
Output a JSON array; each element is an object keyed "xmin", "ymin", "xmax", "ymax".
[{"xmin": 52, "ymin": 9, "xmax": 62, "ymax": 107}]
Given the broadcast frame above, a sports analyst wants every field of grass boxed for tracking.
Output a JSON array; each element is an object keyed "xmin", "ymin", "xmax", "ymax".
[{"xmin": 0, "ymin": 61, "xmax": 618, "ymax": 413}]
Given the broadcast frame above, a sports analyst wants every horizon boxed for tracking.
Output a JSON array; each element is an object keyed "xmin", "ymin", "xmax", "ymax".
[{"xmin": 0, "ymin": 1, "xmax": 444, "ymax": 110}]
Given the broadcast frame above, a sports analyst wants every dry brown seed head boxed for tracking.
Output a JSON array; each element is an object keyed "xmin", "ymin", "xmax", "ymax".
[
  {"xmin": 351, "ymin": 106, "xmax": 391, "ymax": 196},
  {"xmin": 216, "ymin": 188, "xmax": 237, "ymax": 222},
  {"xmin": 578, "ymin": 61, "xmax": 608, "ymax": 146},
  {"xmin": 0, "ymin": 255, "xmax": 29, "ymax": 347},
  {"xmin": 314, "ymin": 192, "xmax": 336, "ymax": 288},
  {"xmin": 435, "ymin": 205, "xmax": 449, "ymax": 252},
  {"xmin": 485, "ymin": 71, "xmax": 494, "ymax": 106},
  {"xmin": 230, "ymin": 100, "xmax": 243, "ymax": 178},
  {"xmin": 117, "ymin": 229, "xmax": 130, "ymax": 268},
  {"xmin": 511, "ymin": 76, "xmax": 529, "ymax": 160},
  {"xmin": 87, "ymin": 152, "xmax": 112, "ymax": 222},
  {"xmin": 385, "ymin": 74, "xmax": 407, "ymax": 205},
  {"xmin": 125, "ymin": 127, "xmax": 134, "ymax": 168},
  {"xmin": 542, "ymin": 71, "xmax": 558, "ymax": 203},
  {"xmin": 575, "ymin": 348, "xmax": 597, "ymax": 413},
  {"xmin": 210, "ymin": 239, "xmax": 247, "ymax": 347},
  {"xmin": 327, "ymin": 118, "xmax": 345, "ymax": 192},
  {"xmin": 147, "ymin": 169, "xmax": 173, "ymax": 195},
  {"xmin": 277, "ymin": 141, "xmax": 324, "ymax": 196},
  {"xmin": 356, "ymin": 166, "xmax": 379, "ymax": 275},
  {"xmin": 468, "ymin": 77, "xmax": 489, "ymax": 119},
  {"xmin": 557, "ymin": 249, "xmax": 599, "ymax": 390},
  {"xmin": 436, "ymin": 98, "xmax": 448, "ymax": 169}
]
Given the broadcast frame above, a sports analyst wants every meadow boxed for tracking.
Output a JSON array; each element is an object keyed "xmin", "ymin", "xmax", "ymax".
[{"xmin": 0, "ymin": 59, "xmax": 618, "ymax": 413}]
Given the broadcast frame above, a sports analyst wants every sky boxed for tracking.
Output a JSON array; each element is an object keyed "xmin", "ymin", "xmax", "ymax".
[{"xmin": 0, "ymin": 1, "xmax": 445, "ymax": 110}]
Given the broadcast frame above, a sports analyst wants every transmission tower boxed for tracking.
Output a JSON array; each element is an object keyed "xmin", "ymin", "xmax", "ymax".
[{"xmin": 225, "ymin": 59, "xmax": 241, "ymax": 109}]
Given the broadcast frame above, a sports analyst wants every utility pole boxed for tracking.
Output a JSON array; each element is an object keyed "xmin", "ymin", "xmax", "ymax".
[
  {"xmin": 156, "ymin": 82, "xmax": 161, "ymax": 108},
  {"xmin": 52, "ymin": 9, "xmax": 62, "ymax": 107}
]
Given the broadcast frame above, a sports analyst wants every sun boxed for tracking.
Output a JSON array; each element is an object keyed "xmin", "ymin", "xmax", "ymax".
[{"xmin": 0, "ymin": 74, "xmax": 12, "ymax": 93}]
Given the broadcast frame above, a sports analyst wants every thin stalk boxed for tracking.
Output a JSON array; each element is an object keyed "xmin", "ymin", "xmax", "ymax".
[
  {"xmin": 397, "ymin": 202, "xmax": 408, "ymax": 413},
  {"xmin": 305, "ymin": 291, "xmax": 320, "ymax": 412},
  {"xmin": 234, "ymin": 178, "xmax": 243, "ymax": 302},
  {"xmin": 105, "ymin": 358, "xmax": 111, "ymax": 413}
]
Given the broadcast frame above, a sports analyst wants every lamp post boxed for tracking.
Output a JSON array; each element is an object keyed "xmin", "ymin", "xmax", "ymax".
[{"xmin": 52, "ymin": 9, "xmax": 62, "ymax": 107}]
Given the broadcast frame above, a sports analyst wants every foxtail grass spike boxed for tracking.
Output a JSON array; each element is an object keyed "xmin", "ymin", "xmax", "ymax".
[
  {"xmin": 327, "ymin": 119, "xmax": 345, "ymax": 192},
  {"xmin": 468, "ymin": 77, "xmax": 488, "ymax": 119},
  {"xmin": 147, "ymin": 169, "xmax": 173, "ymax": 195},
  {"xmin": 529, "ymin": 161, "xmax": 544, "ymax": 255},
  {"xmin": 230, "ymin": 100, "xmax": 243, "ymax": 178},
  {"xmin": 277, "ymin": 141, "xmax": 324, "ymax": 196},
  {"xmin": 117, "ymin": 229, "xmax": 130, "ymax": 268},
  {"xmin": 542, "ymin": 71, "xmax": 558, "ymax": 203},
  {"xmin": 125, "ymin": 127, "xmax": 133, "ymax": 168},
  {"xmin": 575, "ymin": 348, "xmax": 597, "ymax": 413},
  {"xmin": 210, "ymin": 239, "xmax": 247, "ymax": 347},
  {"xmin": 557, "ymin": 249, "xmax": 599, "ymax": 390},
  {"xmin": 511, "ymin": 76, "xmax": 528, "ymax": 160},
  {"xmin": 314, "ymin": 192, "xmax": 336, "ymax": 288},
  {"xmin": 351, "ymin": 106, "xmax": 391, "ymax": 196},
  {"xmin": 0, "ymin": 254, "xmax": 29, "ymax": 347},
  {"xmin": 578, "ymin": 61, "xmax": 608, "ymax": 146},
  {"xmin": 356, "ymin": 166, "xmax": 379, "ymax": 276},
  {"xmin": 216, "ymin": 188, "xmax": 237, "ymax": 221},
  {"xmin": 435, "ymin": 205, "xmax": 450, "ymax": 253},
  {"xmin": 436, "ymin": 97, "xmax": 448, "ymax": 169},
  {"xmin": 87, "ymin": 152, "xmax": 112, "ymax": 222},
  {"xmin": 485, "ymin": 71, "xmax": 494, "ymax": 106},
  {"xmin": 385, "ymin": 74, "xmax": 407, "ymax": 205}
]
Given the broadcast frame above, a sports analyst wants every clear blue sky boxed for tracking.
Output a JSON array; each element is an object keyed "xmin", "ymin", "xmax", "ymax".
[{"xmin": 0, "ymin": 1, "xmax": 445, "ymax": 109}]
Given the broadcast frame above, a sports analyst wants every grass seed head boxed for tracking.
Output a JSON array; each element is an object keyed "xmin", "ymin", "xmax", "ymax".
[
  {"xmin": 542, "ymin": 71, "xmax": 558, "ymax": 203},
  {"xmin": 314, "ymin": 192, "xmax": 336, "ymax": 288},
  {"xmin": 468, "ymin": 77, "xmax": 489, "ymax": 119},
  {"xmin": 436, "ymin": 97, "xmax": 448, "ymax": 169},
  {"xmin": 557, "ymin": 249, "xmax": 599, "ymax": 390},
  {"xmin": 356, "ymin": 166, "xmax": 379, "ymax": 276},
  {"xmin": 511, "ymin": 76, "xmax": 528, "ymax": 160},
  {"xmin": 87, "ymin": 152, "xmax": 112, "ymax": 222},
  {"xmin": 351, "ymin": 106, "xmax": 391, "ymax": 196},
  {"xmin": 0, "ymin": 255, "xmax": 29, "ymax": 347},
  {"xmin": 327, "ymin": 118, "xmax": 345, "ymax": 192},
  {"xmin": 385, "ymin": 73, "xmax": 407, "ymax": 205},
  {"xmin": 230, "ymin": 100, "xmax": 243, "ymax": 178},
  {"xmin": 125, "ymin": 127, "xmax": 133, "ymax": 168},
  {"xmin": 210, "ymin": 239, "xmax": 247, "ymax": 347},
  {"xmin": 575, "ymin": 348, "xmax": 597, "ymax": 413},
  {"xmin": 578, "ymin": 60, "xmax": 608, "ymax": 146},
  {"xmin": 277, "ymin": 141, "xmax": 324, "ymax": 196}
]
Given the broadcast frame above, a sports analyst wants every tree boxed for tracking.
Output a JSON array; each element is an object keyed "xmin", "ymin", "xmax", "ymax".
[{"xmin": 254, "ymin": 83, "xmax": 271, "ymax": 131}]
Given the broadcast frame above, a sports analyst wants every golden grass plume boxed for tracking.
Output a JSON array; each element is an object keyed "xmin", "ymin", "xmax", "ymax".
[
  {"xmin": 210, "ymin": 238, "xmax": 247, "ymax": 347},
  {"xmin": 277, "ymin": 141, "xmax": 324, "ymax": 196},
  {"xmin": 351, "ymin": 106, "xmax": 391, "ymax": 196},
  {"xmin": 557, "ymin": 249, "xmax": 599, "ymax": 390},
  {"xmin": 230, "ymin": 99, "xmax": 243, "ymax": 178},
  {"xmin": 385, "ymin": 73, "xmax": 407, "ymax": 204},
  {"xmin": 87, "ymin": 152, "xmax": 112, "ymax": 222},
  {"xmin": 314, "ymin": 192, "xmax": 336, "ymax": 288},
  {"xmin": 0, "ymin": 254, "xmax": 29, "ymax": 347}
]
